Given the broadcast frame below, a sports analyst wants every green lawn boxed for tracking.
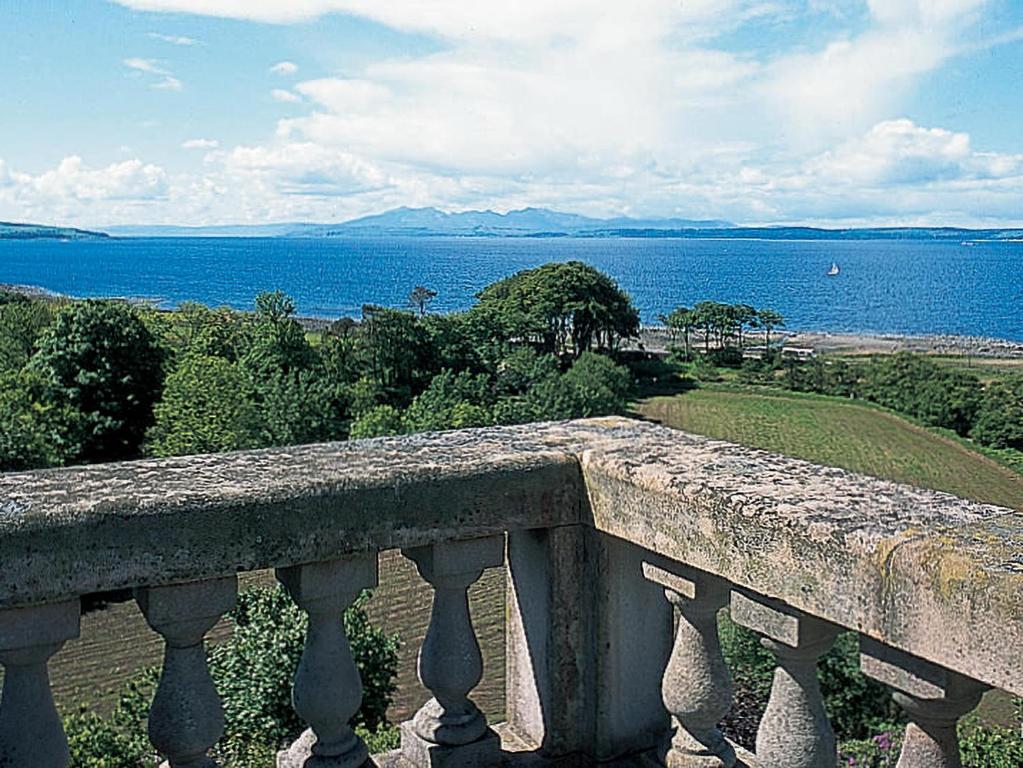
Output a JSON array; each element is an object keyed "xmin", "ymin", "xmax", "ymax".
[{"xmin": 635, "ymin": 388, "xmax": 1023, "ymax": 511}]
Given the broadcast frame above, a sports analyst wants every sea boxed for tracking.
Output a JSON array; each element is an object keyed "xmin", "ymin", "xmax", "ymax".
[{"xmin": 1, "ymin": 236, "xmax": 1021, "ymax": 341}]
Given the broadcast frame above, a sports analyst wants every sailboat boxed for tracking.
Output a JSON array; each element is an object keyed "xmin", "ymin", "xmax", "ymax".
[{"xmin": 827, "ymin": 262, "xmax": 840, "ymax": 277}]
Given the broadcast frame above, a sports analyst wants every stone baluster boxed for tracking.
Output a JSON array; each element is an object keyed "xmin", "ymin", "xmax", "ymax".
[
  {"xmin": 276, "ymin": 553, "xmax": 378, "ymax": 768},
  {"xmin": 730, "ymin": 593, "xmax": 839, "ymax": 768},
  {"xmin": 135, "ymin": 577, "xmax": 237, "ymax": 768},
  {"xmin": 0, "ymin": 599, "xmax": 80, "ymax": 768},
  {"xmin": 642, "ymin": 560, "xmax": 736, "ymax": 768},
  {"xmin": 401, "ymin": 535, "xmax": 505, "ymax": 767},
  {"xmin": 860, "ymin": 638, "xmax": 987, "ymax": 768}
]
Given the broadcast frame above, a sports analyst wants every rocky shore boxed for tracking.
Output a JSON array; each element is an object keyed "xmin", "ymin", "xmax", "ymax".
[{"xmin": 632, "ymin": 326, "xmax": 1023, "ymax": 359}]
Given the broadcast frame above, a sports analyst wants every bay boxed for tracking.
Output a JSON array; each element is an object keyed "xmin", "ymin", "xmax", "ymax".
[{"xmin": 1, "ymin": 236, "xmax": 1020, "ymax": 340}]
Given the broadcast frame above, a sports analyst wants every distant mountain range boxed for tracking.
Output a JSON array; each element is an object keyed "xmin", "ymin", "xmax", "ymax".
[
  {"xmin": 304, "ymin": 206, "xmax": 735, "ymax": 237},
  {"xmin": 100, "ymin": 208, "xmax": 734, "ymax": 238},
  {"xmin": 0, "ymin": 222, "xmax": 109, "ymax": 240},
  {"xmin": 4, "ymin": 208, "xmax": 1023, "ymax": 241}
]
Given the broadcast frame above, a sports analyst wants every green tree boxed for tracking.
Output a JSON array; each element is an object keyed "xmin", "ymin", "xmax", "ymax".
[
  {"xmin": 0, "ymin": 370, "xmax": 81, "ymax": 470},
  {"xmin": 240, "ymin": 291, "xmax": 318, "ymax": 379},
  {"xmin": 692, "ymin": 301, "xmax": 723, "ymax": 353},
  {"xmin": 0, "ymin": 298, "xmax": 55, "ymax": 373},
  {"xmin": 357, "ymin": 305, "xmax": 433, "ymax": 397},
  {"xmin": 255, "ymin": 369, "xmax": 347, "ymax": 447},
  {"xmin": 971, "ymin": 376, "xmax": 1023, "ymax": 450},
  {"xmin": 731, "ymin": 304, "xmax": 758, "ymax": 350},
  {"xmin": 756, "ymin": 308, "xmax": 785, "ymax": 350},
  {"xmin": 471, "ymin": 262, "xmax": 639, "ymax": 358},
  {"xmin": 146, "ymin": 354, "xmax": 262, "ymax": 458},
  {"xmin": 663, "ymin": 306, "xmax": 696, "ymax": 360},
  {"xmin": 28, "ymin": 301, "xmax": 166, "ymax": 462},
  {"xmin": 407, "ymin": 285, "xmax": 438, "ymax": 316},
  {"xmin": 170, "ymin": 302, "xmax": 249, "ymax": 361}
]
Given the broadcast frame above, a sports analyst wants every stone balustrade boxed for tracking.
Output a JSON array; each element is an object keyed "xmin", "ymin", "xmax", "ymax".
[{"xmin": 1, "ymin": 417, "xmax": 1021, "ymax": 767}]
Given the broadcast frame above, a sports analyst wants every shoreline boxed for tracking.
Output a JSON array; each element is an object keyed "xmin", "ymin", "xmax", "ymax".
[
  {"xmin": 633, "ymin": 326, "xmax": 1023, "ymax": 359},
  {"xmin": 4, "ymin": 282, "xmax": 1022, "ymax": 359}
]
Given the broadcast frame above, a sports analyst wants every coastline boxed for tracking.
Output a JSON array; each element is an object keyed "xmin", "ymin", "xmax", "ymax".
[
  {"xmin": 633, "ymin": 326, "xmax": 1023, "ymax": 359},
  {"xmin": 5, "ymin": 282, "xmax": 1022, "ymax": 359}
]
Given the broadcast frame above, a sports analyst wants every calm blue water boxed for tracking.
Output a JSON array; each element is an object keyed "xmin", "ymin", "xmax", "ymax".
[{"xmin": 1, "ymin": 237, "xmax": 1021, "ymax": 340}]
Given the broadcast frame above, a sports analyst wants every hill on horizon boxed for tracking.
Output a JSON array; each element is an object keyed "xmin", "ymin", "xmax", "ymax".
[
  {"xmin": 0, "ymin": 222, "xmax": 109, "ymax": 240},
  {"xmin": 6, "ymin": 208, "xmax": 1023, "ymax": 240}
]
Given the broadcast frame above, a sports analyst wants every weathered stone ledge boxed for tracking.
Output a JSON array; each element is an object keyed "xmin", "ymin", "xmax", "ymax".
[{"xmin": 2, "ymin": 417, "xmax": 1020, "ymax": 696}]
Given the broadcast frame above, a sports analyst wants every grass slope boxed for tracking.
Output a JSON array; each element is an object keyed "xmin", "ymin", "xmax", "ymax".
[{"xmin": 635, "ymin": 388, "xmax": 1023, "ymax": 511}]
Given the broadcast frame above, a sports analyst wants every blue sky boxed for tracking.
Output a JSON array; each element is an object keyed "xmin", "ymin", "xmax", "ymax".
[{"xmin": 1, "ymin": 0, "xmax": 1022, "ymax": 227}]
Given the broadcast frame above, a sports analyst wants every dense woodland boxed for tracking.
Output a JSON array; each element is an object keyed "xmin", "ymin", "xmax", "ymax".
[{"xmin": 0, "ymin": 261, "xmax": 640, "ymax": 471}]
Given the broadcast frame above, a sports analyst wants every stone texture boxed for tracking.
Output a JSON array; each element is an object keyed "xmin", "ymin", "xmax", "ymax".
[
  {"xmin": 506, "ymin": 528, "xmax": 671, "ymax": 763},
  {"xmin": 1, "ymin": 417, "xmax": 1021, "ymax": 699},
  {"xmin": 860, "ymin": 641, "xmax": 987, "ymax": 768},
  {"xmin": 399, "ymin": 721, "xmax": 501, "ymax": 767},
  {"xmin": 136, "ymin": 578, "xmax": 237, "ymax": 768},
  {"xmin": 730, "ymin": 594, "xmax": 839, "ymax": 768},
  {"xmin": 0, "ymin": 599, "xmax": 80, "ymax": 768},
  {"xmin": 401, "ymin": 535, "xmax": 504, "ymax": 759},
  {"xmin": 277, "ymin": 554, "xmax": 379, "ymax": 768},
  {"xmin": 643, "ymin": 559, "xmax": 735, "ymax": 768},
  {"xmin": 374, "ymin": 723, "xmax": 758, "ymax": 768}
]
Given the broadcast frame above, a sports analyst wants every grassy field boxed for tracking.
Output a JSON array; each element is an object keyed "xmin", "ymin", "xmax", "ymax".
[{"xmin": 635, "ymin": 387, "xmax": 1023, "ymax": 511}]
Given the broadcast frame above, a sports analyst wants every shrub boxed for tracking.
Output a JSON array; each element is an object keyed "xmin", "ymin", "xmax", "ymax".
[
  {"xmin": 971, "ymin": 376, "xmax": 1023, "ymax": 450},
  {"xmin": 860, "ymin": 354, "xmax": 980, "ymax": 436},
  {"xmin": 350, "ymin": 404, "xmax": 406, "ymax": 439},
  {"xmin": 837, "ymin": 718, "xmax": 1023, "ymax": 768},
  {"xmin": 525, "ymin": 352, "xmax": 631, "ymax": 420},
  {"xmin": 494, "ymin": 347, "xmax": 560, "ymax": 396},
  {"xmin": 210, "ymin": 585, "xmax": 399, "ymax": 756},
  {"xmin": 402, "ymin": 370, "xmax": 494, "ymax": 432}
]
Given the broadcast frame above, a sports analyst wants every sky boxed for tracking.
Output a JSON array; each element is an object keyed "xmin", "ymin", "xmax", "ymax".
[{"xmin": 1, "ymin": 0, "xmax": 1022, "ymax": 228}]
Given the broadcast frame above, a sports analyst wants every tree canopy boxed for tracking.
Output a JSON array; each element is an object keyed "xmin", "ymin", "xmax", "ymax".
[
  {"xmin": 471, "ymin": 261, "xmax": 639, "ymax": 358},
  {"xmin": 28, "ymin": 301, "xmax": 166, "ymax": 463}
]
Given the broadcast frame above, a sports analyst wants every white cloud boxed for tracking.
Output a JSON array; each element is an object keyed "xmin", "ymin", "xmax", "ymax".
[
  {"xmin": 152, "ymin": 76, "xmax": 183, "ymax": 91},
  {"xmin": 807, "ymin": 119, "xmax": 974, "ymax": 184},
  {"xmin": 6, "ymin": 2, "xmax": 1019, "ymax": 226},
  {"xmin": 111, "ymin": 0, "xmax": 784, "ymax": 41},
  {"xmin": 3, "ymin": 156, "xmax": 168, "ymax": 203},
  {"xmin": 182, "ymin": 138, "xmax": 220, "ymax": 149},
  {"xmin": 760, "ymin": 0, "xmax": 993, "ymax": 142},
  {"xmin": 124, "ymin": 57, "xmax": 164, "ymax": 74},
  {"xmin": 271, "ymin": 89, "xmax": 302, "ymax": 103},
  {"xmin": 220, "ymin": 141, "xmax": 388, "ymax": 196},
  {"xmin": 147, "ymin": 31, "xmax": 199, "ymax": 45},
  {"xmin": 124, "ymin": 57, "xmax": 183, "ymax": 91},
  {"xmin": 270, "ymin": 60, "xmax": 298, "ymax": 76}
]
